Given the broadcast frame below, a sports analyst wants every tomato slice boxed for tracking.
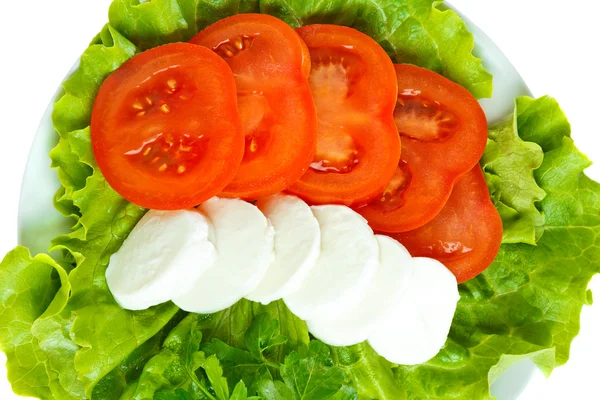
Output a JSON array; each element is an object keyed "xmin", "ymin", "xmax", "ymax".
[
  {"xmin": 91, "ymin": 43, "xmax": 243, "ymax": 210},
  {"xmin": 388, "ymin": 166, "xmax": 503, "ymax": 283},
  {"xmin": 190, "ymin": 14, "xmax": 317, "ymax": 200},
  {"xmin": 358, "ymin": 64, "xmax": 488, "ymax": 232},
  {"xmin": 286, "ymin": 24, "xmax": 401, "ymax": 207}
]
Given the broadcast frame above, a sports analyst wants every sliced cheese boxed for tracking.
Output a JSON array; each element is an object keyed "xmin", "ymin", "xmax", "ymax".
[
  {"xmin": 307, "ymin": 235, "xmax": 412, "ymax": 346},
  {"xmin": 368, "ymin": 257, "xmax": 459, "ymax": 365},
  {"xmin": 173, "ymin": 197, "xmax": 274, "ymax": 313},
  {"xmin": 106, "ymin": 209, "xmax": 216, "ymax": 310},
  {"xmin": 246, "ymin": 194, "xmax": 320, "ymax": 304},
  {"xmin": 284, "ymin": 205, "xmax": 378, "ymax": 321}
]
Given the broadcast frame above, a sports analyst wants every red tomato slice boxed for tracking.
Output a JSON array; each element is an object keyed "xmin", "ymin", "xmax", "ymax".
[
  {"xmin": 91, "ymin": 43, "xmax": 243, "ymax": 210},
  {"xmin": 190, "ymin": 14, "xmax": 317, "ymax": 200},
  {"xmin": 358, "ymin": 64, "xmax": 488, "ymax": 232},
  {"xmin": 286, "ymin": 24, "xmax": 401, "ymax": 207},
  {"xmin": 388, "ymin": 166, "xmax": 503, "ymax": 283}
]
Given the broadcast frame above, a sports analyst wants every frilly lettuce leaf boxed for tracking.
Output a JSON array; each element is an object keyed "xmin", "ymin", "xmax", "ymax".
[
  {"xmin": 331, "ymin": 344, "xmax": 404, "ymax": 400},
  {"xmin": 516, "ymin": 96, "xmax": 572, "ymax": 152},
  {"xmin": 107, "ymin": 0, "xmax": 491, "ymax": 98},
  {"xmin": 0, "ymin": 247, "xmax": 74, "ymax": 399},
  {"xmin": 50, "ymin": 25, "xmax": 136, "ymax": 221},
  {"xmin": 482, "ymin": 104, "xmax": 546, "ymax": 245}
]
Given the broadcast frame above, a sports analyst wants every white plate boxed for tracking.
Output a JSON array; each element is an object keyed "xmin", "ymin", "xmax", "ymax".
[{"xmin": 6, "ymin": 6, "xmax": 535, "ymax": 400}]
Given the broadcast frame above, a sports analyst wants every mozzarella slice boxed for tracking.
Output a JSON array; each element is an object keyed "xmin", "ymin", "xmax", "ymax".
[
  {"xmin": 106, "ymin": 209, "xmax": 217, "ymax": 310},
  {"xmin": 173, "ymin": 197, "xmax": 274, "ymax": 313},
  {"xmin": 246, "ymin": 195, "xmax": 320, "ymax": 304},
  {"xmin": 307, "ymin": 235, "xmax": 412, "ymax": 346},
  {"xmin": 284, "ymin": 205, "xmax": 379, "ymax": 321},
  {"xmin": 368, "ymin": 257, "xmax": 459, "ymax": 365}
]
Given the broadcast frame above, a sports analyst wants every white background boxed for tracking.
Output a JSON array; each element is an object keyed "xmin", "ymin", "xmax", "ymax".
[{"xmin": 0, "ymin": 1, "xmax": 599, "ymax": 399}]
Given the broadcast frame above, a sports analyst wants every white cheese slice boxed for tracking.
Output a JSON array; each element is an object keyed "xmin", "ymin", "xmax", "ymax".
[
  {"xmin": 284, "ymin": 205, "xmax": 379, "ymax": 321},
  {"xmin": 368, "ymin": 257, "xmax": 459, "ymax": 365},
  {"xmin": 106, "ymin": 209, "xmax": 217, "ymax": 310},
  {"xmin": 246, "ymin": 194, "xmax": 321, "ymax": 304},
  {"xmin": 307, "ymin": 235, "xmax": 412, "ymax": 346},
  {"xmin": 173, "ymin": 197, "xmax": 274, "ymax": 313}
]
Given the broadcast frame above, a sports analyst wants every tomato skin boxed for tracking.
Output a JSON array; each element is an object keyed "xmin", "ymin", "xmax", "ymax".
[
  {"xmin": 388, "ymin": 166, "xmax": 503, "ymax": 283},
  {"xmin": 287, "ymin": 24, "xmax": 401, "ymax": 207},
  {"xmin": 190, "ymin": 14, "xmax": 317, "ymax": 200},
  {"xmin": 358, "ymin": 64, "xmax": 488, "ymax": 232},
  {"xmin": 91, "ymin": 43, "xmax": 243, "ymax": 210}
]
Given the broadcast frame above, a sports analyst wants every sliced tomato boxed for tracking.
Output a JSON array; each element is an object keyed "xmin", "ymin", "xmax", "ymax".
[
  {"xmin": 388, "ymin": 166, "xmax": 502, "ymax": 283},
  {"xmin": 358, "ymin": 64, "xmax": 488, "ymax": 232},
  {"xmin": 286, "ymin": 24, "xmax": 401, "ymax": 207},
  {"xmin": 190, "ymin": 14, "xmax": 317, "ymax": 200},
  {"xmin": 91, "ymin": 43, "xmax": 243, "ymax": 210}
]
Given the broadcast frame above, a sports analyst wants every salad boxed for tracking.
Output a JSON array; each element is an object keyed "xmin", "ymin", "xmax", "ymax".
[{"xmin": 1, "ymin": 1, "xmax": 599, "ymax": 399}]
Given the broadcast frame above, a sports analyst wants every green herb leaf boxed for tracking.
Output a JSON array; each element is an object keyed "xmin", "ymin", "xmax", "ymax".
[
  {"xmin": 201, "ymin": 312, "xmax": 288, "ymax": 393},
  {"xmin": 127, "ymin": 315, "xmax": 210, "ymax": 398},
  {"xmin": 204, "ymin": 355, "xmax": 231, "ymax": 400},
  {"xmin": 281, "ymin": 341, "xmax": 345, "ymax": 400},
  {"xmin": 245, "ymin": 313, "xmax": 288, "ymax": 360},
  {"xmin": 257, "ymin": 380, "xmax": 295, "ymax": 400},
  {"xmin": 201, "ymin": 338, "xmax": 272, "ymax": 395},
  {"xmin": 230, "ymin": 381, "xmax": 250, "ymax": 400}
]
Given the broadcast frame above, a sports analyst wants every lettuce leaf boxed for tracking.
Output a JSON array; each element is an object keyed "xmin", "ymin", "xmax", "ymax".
[
  {"xmin": 331, "ymin": 344, "xmax": 404, "ymax": 400},
  {"xmin": 482, "ymin": 107, "xmax": 546, "ymax": 245},
  {"xmin": 107, "ymin": 0, "xmax": 491, "ymax": 98},
  {"xmin": 0, "ymin": 247, "xmax": 75, "ymax": 399},
  {"xmin": 51, "ymin": 25, "xmax": 136, "ymax": 221},
  {"xmin": 91, "ymin": 312, "xmax": 187, "ymax": 399}
]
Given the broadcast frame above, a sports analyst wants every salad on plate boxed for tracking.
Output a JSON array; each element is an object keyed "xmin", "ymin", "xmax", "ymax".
[{"xmin": 1, "ymin": 1, "xmax": 599, "ymax": 399}]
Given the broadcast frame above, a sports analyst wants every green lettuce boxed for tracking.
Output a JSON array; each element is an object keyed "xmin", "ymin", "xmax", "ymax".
[
  {"xmin": 0, "ymin": 248, "xmax": 69, "ymax": 399},
  {"xmin": 482, "ymin": 105, "xmax": 546, "ymax": 245},
  {"xmin": 107, "ymin": 0, "xmax": 492, "ymax": 98},
  {"xmin": 50, "ymin": 25, "xmax": 137, "ymax": 221},
  {"xmin": 0, "ymin": 1, "xmax": 598, "ymax": 399}
]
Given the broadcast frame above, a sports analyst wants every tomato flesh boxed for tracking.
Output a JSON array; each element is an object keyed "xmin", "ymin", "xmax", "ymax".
[
  {"xmin": 91, "ymin": 43, "xmax": 243, "ymax": 210},
  {"xmin": 358, "ymin": 64, "xmax": 488, "ymax": 232},
  {"xmin": 190, "ymin": 14, "xmax": 317, "ymax": 200},
  {"xmin": 287, "ymin": 25, "xmax": 401, "ymax": 207},
  {"xmin": 388, "ymin": 166, "xmax": 503, "ymax": 283}
]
